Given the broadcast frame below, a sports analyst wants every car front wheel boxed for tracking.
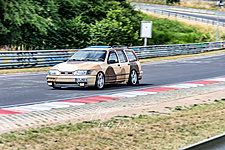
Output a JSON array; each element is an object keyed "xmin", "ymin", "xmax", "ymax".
[
  {"xmin": 95, "ymin": 72, "xmax": 105, "ymax": 89},
  {"xmin": 52, "ymin": 84, "xmax": 61, "ymax": 89},
  {"xmin": 128, "ymin": 70, "xmax": 139, "ymax": 86}
]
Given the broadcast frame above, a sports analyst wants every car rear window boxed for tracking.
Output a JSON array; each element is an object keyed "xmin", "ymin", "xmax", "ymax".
[{"xmin": 125, "ymin": 50, "xmax": 137, "ymax": 62}]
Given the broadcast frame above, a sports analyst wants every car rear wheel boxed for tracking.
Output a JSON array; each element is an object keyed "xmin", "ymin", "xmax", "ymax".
[
  {"xmin": 128, "ymin": 70, "xmax": 139, "ymax": 86},
  {"xmin": 95, "ymin": 72, "xmax": 105, "ymax": 89}
]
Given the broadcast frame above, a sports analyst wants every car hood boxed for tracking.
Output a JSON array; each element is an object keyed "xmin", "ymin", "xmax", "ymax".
[{"xmin": 51, "ymin": 61, "xmax": 105, "ymax": 72}]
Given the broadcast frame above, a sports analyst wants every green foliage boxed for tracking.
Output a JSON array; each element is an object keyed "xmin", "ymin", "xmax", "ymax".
[
  {"xmin": 0, "ymin": 0, "xmax": 59, "ymax": 49},
  {"xmin": 0, "ymin": 0, "xmax": 143, "ymax": 49},
  {"xmin": 0, "ymin": 0, "xmax": 212, "ymax": 50},
  {"xmin": 166, "ymin": 0, "xmax": 180, "ymax": 4},
  {"xmin": 89, "ymin": 8, "xmax": 142, "ymax": 46}
]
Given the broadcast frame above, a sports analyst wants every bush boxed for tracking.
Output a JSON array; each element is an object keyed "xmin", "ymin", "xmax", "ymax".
[
  {"xmin": 0, "ymin": 0, "xmax": 211, "ymax": 50},
  {"xmin": 0, "ymin": 0, "xmax": 143, "ymax": 49}
]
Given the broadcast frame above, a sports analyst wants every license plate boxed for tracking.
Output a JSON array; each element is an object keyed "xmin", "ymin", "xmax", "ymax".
[
  {"xmin": 80, "ymin": 83, "xmax": 85, "ymax": 87},
  {"xmin": 48, "ymin": 82, "xmax": 53, "ymax": 86}
]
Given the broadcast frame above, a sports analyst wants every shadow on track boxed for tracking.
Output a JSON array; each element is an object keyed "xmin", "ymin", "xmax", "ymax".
[{"xmin": 50, "ymin": 83, "xmax": 154, "ymax": 91}]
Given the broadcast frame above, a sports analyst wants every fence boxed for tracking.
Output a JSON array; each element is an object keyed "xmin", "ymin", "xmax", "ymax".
[
  {"xmin": 133, "ymin": 2, "xmax": 225, "ymax": 27},
  {"xmin": 132, "ymin": 2, "xmax": 225, "ymax": 16},
  {"xmin": 148, "ymin": 9, "xmax": 225, "ymax": 27},
  {"xmin": 129, "ymin": 41, "xmax": 225, "ymax": 59},
  {"xmin": 0, "ymin": 49, "xmax": 78, "ymax": 69},
  {"xmin": 0, "ymin": 41, "xmax": 224, "ymax": 69}
]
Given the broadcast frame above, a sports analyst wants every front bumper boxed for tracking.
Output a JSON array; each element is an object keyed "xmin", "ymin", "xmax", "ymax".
[
  {"xmin": 46, "ymin": 75, "xmax": 96, "ymax": 88},
  {"xmin": 139, "ymin": 71, "xmax": 143, "ymax": 80}
]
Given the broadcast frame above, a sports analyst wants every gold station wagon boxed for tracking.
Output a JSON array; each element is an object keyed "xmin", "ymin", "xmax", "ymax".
[{"xmin": 46, "ymin": 46, "xmax": 143, "ymax": 89}]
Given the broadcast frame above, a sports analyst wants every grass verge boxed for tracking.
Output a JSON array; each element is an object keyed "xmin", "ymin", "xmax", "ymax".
[
  {"xmin": 142, "ymin": 11, "xmax": 225, "ymax": 42},
  {"xmin": 1, "ymin": 99, "xmax": 225, "ymax": 149},
  {"xmin": 0, "ymin": 67, "xmax": 51, "ymax": 75}
]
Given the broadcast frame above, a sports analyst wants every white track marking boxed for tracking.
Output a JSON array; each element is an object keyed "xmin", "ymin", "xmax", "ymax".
[
  {"xmin": 126, "ymin": 91, "xmax": 150, "ymax": 95},
  {"xmin": 206, "ymin": 78, "xmax": 225, "ymax": 81},
  {"xmin": 110, "ymin": 93, "xmax": 137, "ymax": 98},
  {"xmin": 182, "ymin": 84, "xmax": 204, "ymax": 87},
  {"xmin": 134, "ymin": 91, "xmax": 158, "ymax": 95},
  {"xmin": 164, "ymin": 85, "xmax": 191, "ymax": 89},
  {"xmin": 4, "ymin": 106, "xmax": 40, "ymax": 112}
]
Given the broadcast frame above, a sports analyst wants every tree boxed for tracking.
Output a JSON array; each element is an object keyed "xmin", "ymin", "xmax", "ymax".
[{"xmin": 0, "ymin": 0, "xmax": 144, "ymax": 49}]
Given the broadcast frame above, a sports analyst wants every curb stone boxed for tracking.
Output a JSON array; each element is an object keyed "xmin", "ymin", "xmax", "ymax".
[{"xmin": 0, "ymin": 76, "xmax": 225, "ymax": 133}]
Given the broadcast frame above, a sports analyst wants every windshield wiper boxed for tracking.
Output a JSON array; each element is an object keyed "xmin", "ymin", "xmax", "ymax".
[
  {"xmin": 69, "ymin": 59, "xmax": 85, "ymax": 61},
  {"xmin": 85, "ymin": 58, "xmax": 93, "ymax": 61},
  {"xmin": 69, "ymin": 58, "xmax": 98, "ymax": 61},
  {"xmin": 69, "ymin": 59, "xmax": 79, "ymax": 61}
]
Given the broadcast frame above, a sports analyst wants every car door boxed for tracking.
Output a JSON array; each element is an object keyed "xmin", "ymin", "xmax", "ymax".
[
  {"xmin": 115, "ymin": 50, "xmax": 130, "ymax": 82},
  {"xmin": 125, "ymin": 50, "xmax": 141, "ymax": 78},
  {"xmin": 105, "ymin": 50, "xmax": 121, "ymax": 84}
]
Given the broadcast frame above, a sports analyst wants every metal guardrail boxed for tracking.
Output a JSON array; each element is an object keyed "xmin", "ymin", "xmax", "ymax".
[
  {"xmin": 146, "ymin": 9, "xmax": 225, "ymax": 27},
  {"xmin": 0, "ymin": 49, "xmax": 78, "ymax": 69},
  {"xmin": 130, "ymin": 41, "xmax": 225, "ymax": 59},
  {"xmin": 132, "ymin": 2, "xmax": 225, "ymax": 16},
  {"xmin": 179, "ymin": 132, "xmax": 225, "ymax": 150},
  {"xmin": 0, "ymin": 41, "xmax": 224, "ymax": 69},
  {"xmin": 133, "ymin": 3, "xmax": 225, "ymax": 27}
]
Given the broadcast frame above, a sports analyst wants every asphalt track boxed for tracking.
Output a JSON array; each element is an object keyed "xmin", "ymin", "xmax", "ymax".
[
  {"xmin": 1, "ymin": 53, "xmax": 225, "ymax": 107},
  {"xmin": 134, "ymin": 3, "xmax": 225, "ymax": 23},
  {"xmin": 161, "ymin": 9, "xmax": 225, "ymax": 22}
]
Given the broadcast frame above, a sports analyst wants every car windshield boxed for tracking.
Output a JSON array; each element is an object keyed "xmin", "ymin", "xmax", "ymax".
[{"xmin": 69, "ymin": 50, "xmax": 107, "ymax": 62}]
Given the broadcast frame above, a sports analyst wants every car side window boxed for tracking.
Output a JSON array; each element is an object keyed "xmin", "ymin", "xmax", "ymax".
[
  {"xmin": 108, "ymin": 51, "xmax": 119, "ymax": 64},
  {"xmin": 116, "ymin": 50, "xmax": 128, "ymax": 63},
  {"xmin": 125, "ymin": 50, "xmax": 137, "ymax": 62}
]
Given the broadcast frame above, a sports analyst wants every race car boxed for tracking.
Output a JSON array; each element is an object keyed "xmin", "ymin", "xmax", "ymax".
[{"xmin": 46, "ymin": 46, "xmax": 143, "ymax": 89}]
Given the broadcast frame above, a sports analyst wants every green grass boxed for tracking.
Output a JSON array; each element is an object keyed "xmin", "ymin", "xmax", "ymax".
[
  {"xmin": 0, "ymin": 67, "xmax": 51, "ymax": 75},
  {"xmin": 141, "ymin": 13, "xmax": 213, "ymax": 45},
  {"xmin": 1, "ymin": 100, "xmax": 225, "ymax": 149}
]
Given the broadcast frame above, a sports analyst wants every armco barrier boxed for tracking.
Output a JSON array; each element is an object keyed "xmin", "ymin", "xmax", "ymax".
[
  {"xmin": 132, "ymin": 2, "xmax": 225, "ymax": 17},
  {"xmin": 133, "ymin": 2, "xmax": 225, "ymax": 27},
  {"xmin": 0, "ymin": 42, "xmax": 224, "ymax": 69},
  {"xmin": 0, "ymin": 49, "xmax": 78, "ymax": 69},
  {"xmin": 130, "ymin": 42, "xmax": 225, "ymax": 59}
]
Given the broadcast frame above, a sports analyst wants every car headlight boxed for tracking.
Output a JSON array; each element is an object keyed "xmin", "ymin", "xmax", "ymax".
[
  {"xmin": 73, "ymin": 70, "xmax": 91, "ymax": 75},
  {"xmin": 48, "ymin": 69, "xmax": 60, "ymax": 75}
]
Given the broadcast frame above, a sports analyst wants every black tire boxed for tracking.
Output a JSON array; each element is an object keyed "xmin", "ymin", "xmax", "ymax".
[
  {"xmin": 95, "ymin": 72, "xmax": 105, "ymax": 89},
  {"xmin": 128, "ymin": 69, "xmax": 139, "ymax": 86},
  {"xmin": 53, "ymin": 86, "xmax": 61, "ymax": 89}
]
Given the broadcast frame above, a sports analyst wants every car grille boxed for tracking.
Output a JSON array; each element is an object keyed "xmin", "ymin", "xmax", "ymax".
[
  {"xmin": 60, "ymin": 72, "xmax": 73, "ymax": 75},
  {"xmin": 55, "ymin": 82, "xmax": 77, "ymax": 85}
]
